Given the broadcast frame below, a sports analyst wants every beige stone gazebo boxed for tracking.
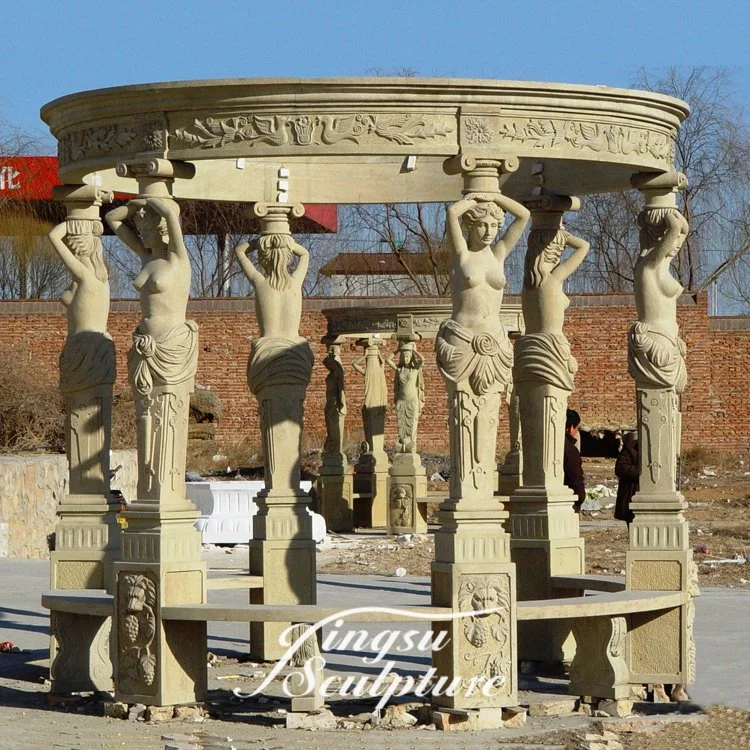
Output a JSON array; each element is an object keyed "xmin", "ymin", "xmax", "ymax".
[{"xmin": 40, "ymin": 77, "xmax": 695, "ymax": 724}]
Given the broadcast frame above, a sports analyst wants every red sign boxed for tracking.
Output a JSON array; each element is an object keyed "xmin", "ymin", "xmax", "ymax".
[{"xmin": 0, "ymin": 156, "xmax": 60, "ymax": 200}]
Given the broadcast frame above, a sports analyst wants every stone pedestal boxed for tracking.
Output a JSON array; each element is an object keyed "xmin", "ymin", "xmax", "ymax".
[
  {"xmin": 569, "ymin": 616, "xmax": 629, "ymax": 699},
  {"xmin": 114, "ymin": 509, "xmax": 207, "ymax": 706},
  {"xmin": 625, "ymin": 389, "xmax": 695, "ymax": 686},
  {"xmin": 248, "ymin": 375, "xmax": 316, "ymax": 661},
  {"xmin": 510, "ymin": 381, "xmax": 583, "ymax": 663},
  {"xmin": 353, "ymin": 450, "xmax": 390, "ymax": 528},
  {"xmin": 388, "ymin": 452, "xmax": 428, "ymax": 535},
  {"xmin": 317, "ymin": 461, "xmax": 354, "ymax": 532}
]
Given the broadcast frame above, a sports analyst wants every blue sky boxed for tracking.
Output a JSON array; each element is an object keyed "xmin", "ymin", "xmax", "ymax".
[{"xmin": 3, "ymin": 0, "xmax": 748, "ymax": 149}]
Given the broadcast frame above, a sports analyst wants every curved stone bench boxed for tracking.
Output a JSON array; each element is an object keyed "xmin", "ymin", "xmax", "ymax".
[{"xmin": 42, "ymin": 587, "xmax": 684, "ymax": 703}]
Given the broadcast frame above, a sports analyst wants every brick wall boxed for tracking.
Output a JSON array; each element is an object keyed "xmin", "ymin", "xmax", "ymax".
[{"xmin": 0, "ymin": 294, "xmax": 747, "ymax": 457}]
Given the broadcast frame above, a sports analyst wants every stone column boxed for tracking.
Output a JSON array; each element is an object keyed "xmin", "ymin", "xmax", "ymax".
[
  {"xmin": 50, "ymin": 184, "xmax": 119, "ymax": 594},
  {"xmin": 48, "ymin": 183, "xmax": 118, "ymax": 695},
  {"xmin": 241, "ymin": 202, "xmax": 316, "ymax": 661},
  {"xmin": 431, "ymin": 155, "xmax": 522, "ymax": 716},
  {"xmin": 316, "ymin": 339, "xmax": 354, "ymax": 532},
  {"xmin": 509, "ymin": 195, "xmax": 586, "ymax": 664},
  {"xmin": 626, "ymin": 171, "xmax": 697, "ymax": 690},
  {"xmin": 108, "ymin": 159, "xmax": 207, "ymax": 707},
  {"xmin": 352, "ymin": 337, "xmax": 390, "ymax": 527},
  {"xmin": 387, "ymin": 336, "xmax": 428, "ymax": 535}
]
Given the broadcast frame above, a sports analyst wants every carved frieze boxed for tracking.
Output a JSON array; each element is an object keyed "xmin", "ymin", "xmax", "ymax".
[
  {"xmin": 495, "ymin": 118, "xmax": 675, "ymax": 163},
  {"xmin": 58, "ymin": 120, "xmax": 167, "ymax": 166},
  {"xmin": 171, "ymin": 113, "xmax": 456, "ymax": 151}
]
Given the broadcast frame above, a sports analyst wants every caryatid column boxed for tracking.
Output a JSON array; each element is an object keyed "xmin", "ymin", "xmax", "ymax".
[
  {"xmin": 317, "ymin": 339, "xmax": 354, "ymax": 532},
  {"xmin": 626, "ymin": 171, "xmax": 697, "ymax": 695},
  {"xmin": 47, "ymin": 184, "xmax": 119, "ymax": 697},
  {"xmin": 431, "ymin": 155, "xmax": 527, "ymax": 715},
  {"xmin": 106, "ymin": 158, "xmax": 207, "ymax": 708},
  {"xmin": 387, "ymin": 336, "xmax": 428, "ymax": 534},
  {"xmin": 237, "ymin": 202, "xmax": 316, "ymax": 661},
  {"xmin": 509, "ymin": 195, "xmax": 590, "ymax": 663},
  {"xmin": 352, "ymin": 336, "xmax": 390, "ymax": 527},
  {"xmin": 48, "ymin": 184, "xmax": 118, "ymax": 594}
]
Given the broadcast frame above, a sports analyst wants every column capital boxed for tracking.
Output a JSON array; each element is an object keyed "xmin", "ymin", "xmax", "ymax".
[
  {"xmin": 115, "ymin": 158, "xmax": 196, "ymax": 197},
  {"xmin": 444, "ymin": 152, "xmax": 519, "ymax": 193},
  {"xmin": 250, "ymin": 201, "xmax": 305, "ymax": 234},
  {"xmin": 631, "ymin": 170, "xmax": 688, "ymax": 209}
]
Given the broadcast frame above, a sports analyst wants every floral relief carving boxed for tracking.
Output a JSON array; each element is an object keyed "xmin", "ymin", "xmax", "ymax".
[
  {"xmin": 497, "ymin": 119, "xmax": 675, "ymax": 162},
  {"xmin": 172, "ymin": 113, "xmax": 455, "ymax": 150},
  {"xmin": 463, "ymin": 117, "xmax": 494, "ymax": 145},
  {"xmin": 118, "ymin": 573, "xmax": 157, "ymax": 694}
]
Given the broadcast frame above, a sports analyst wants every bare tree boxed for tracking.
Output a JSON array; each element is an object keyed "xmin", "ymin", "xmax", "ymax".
[{"xmin": 568, "ymin": 66, "xmax": 750, "ymax": 307}]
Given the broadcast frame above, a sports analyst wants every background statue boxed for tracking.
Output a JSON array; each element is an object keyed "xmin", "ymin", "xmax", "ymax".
[
  {"xmin": 323, "ymin": 345, "xmax": 347, "ymax": 456},
  {"xmin": 106, "ymin": 196, "xmax": 197, "ymax": 501},
  {"xmin": 49, "ymin": 216, "xmax": 116, "ymax": 495},
  {"xmin": 629, "ymin": 207, "xmax": 689, "ymax": 392},
  {"xmin": 387, "ymin": 342, "xmax": 424, "ymax": 453},
  {"xmin": 352, "ymin": 341, "xmax": 387, "ymax": 454}
]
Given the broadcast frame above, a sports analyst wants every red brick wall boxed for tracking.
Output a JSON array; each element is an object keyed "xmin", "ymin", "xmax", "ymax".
[{"xmin": 0, "ymin": 294, "xmax": 747, "ymax": 456}]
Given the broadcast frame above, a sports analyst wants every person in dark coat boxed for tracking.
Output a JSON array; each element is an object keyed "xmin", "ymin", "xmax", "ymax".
[
  {"xmin": 615, "ymin": 432, "xmax": 639, "ymax": 525},
  {"xmin": 563, "ymin": 409, "xmax": 585, "ymax": 512}
]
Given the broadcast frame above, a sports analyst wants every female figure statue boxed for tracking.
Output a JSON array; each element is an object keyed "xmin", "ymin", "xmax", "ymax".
[
  {"xmin": 106, "ymin": 196, "xmax": 197, "ymax": 502},
  {"xmin": 235, "ymin": 233, "xmax": 309, "ymax": 341},
  {"xmin": 437, "ymin": 193, "xmax": 529, "ymax": 396},
  {"xmin": 49, "ymin": 216, "xmax": 116, "ymax": 495},
  {"xmin": 235, "ymin": 223, "xmax": 314, "ymax": 491},
  {"xmin": 516, "ymin": 221, "xmax": 590, "ymax": 392},
  {"xmin": 436, "ymin": 192, "xmax": 529, "ymax": 495},
  {"xmin": 323, "ymin": 345, "xmax": 347, "ymax": 456},
  {"xmin": 386, "ymin": 342, "xmax": 424, "ymax": 453},
  {"xmin": 513, "ymin": 209, "xmax": 589, "ymax": 488},
  {"xmin": 629, "ymin": 207, "xmax": 689, "ymax": 393}
]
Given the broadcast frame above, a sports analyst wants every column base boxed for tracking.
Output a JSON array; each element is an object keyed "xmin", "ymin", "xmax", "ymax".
[
  {"xmin": 510, "ymin": 486, "xmax": 584, "ymax": 663},
  {"xmin": 114, "ymin": 507, "xmax": 208, "ymax": 707},
  {"xmin": 353, "ymin": 451, "xmax": 390, "ymax": 528},
  {"xmin": 51, "ymin": 498, "xmax": 122, "ymax": 593},
  {"xmin": 388, "ymin": 453, "xmax": 428, "ymax": 535},
  {"xmin": 431, "ymin": 560, "xmax": 517, "ymax": 710},
  {"xmin": 316, "ymin": 467, "xmax": 354, "ymax": 532},
  {"xmin": 249, "ymin": 538, "xmax": 316, "ymax": 661}
]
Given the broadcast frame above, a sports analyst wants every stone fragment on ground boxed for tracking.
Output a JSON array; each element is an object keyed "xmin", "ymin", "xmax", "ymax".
[
  {"xmin": 285, "ymin": 708, "xmax": 337, "ymax": 730},
  {"xmin": 103, "ymin": 701, "xmax": 128, "ymax": 719},
  {"xmin": 503, "ymin": 706, "xmax": 528, "ymax": 727},
  {"xmin": 597, "ymin": 699, "xmax": 634, "ymax": 718},
  {"xmin": 528, "ymin": 698, "xmax": 579, "ymax": 717}
]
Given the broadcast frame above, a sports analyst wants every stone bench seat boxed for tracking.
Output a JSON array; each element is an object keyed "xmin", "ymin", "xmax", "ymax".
[
  {"xmin": 207, "ymin": 574, "xmax": 264, "ymax": 590},
  {"xmin": 43, "ymin": 587, "xmax": 681, "ymax": 623}
]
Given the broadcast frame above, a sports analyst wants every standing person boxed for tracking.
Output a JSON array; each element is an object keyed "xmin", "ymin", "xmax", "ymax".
[
  {"xmin": 563, "ymin": 408, "xmax": 585, "ymax": 512},
  {"xmin": 614, "ymin": 432, "xmax": 639, "ymax": 525}
]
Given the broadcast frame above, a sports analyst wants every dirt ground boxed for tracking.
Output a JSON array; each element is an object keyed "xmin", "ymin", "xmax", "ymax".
[
  {"xmin": 320, "ymin": 458, "xmax": 750, "ymax": 588},
  {"xmin": 2, "ymin": 457, "xmax": 750, "ymax": 748}
]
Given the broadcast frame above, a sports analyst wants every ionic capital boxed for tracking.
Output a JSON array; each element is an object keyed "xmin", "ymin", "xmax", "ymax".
[
  {"xmin": 115, "ymin": 158, "xmax": 196, "ymax": 197},
  {"xmin": 526, "ymin": 194, "xmax": 580, "ymax": 230},
  {"xmin": 250, "ymin": 201, "xmax": 305, "ymax": 235},
  {"xmin": 631, "ymin": 170, "xmax": 688, "ymax": 209},
  {"xmin": 52, "ymin": 183, "xmax": 113, "ymax": 221},
  {"xmin": 444, "ymin": 152, "xmax": 519, "ymax": 193}
]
